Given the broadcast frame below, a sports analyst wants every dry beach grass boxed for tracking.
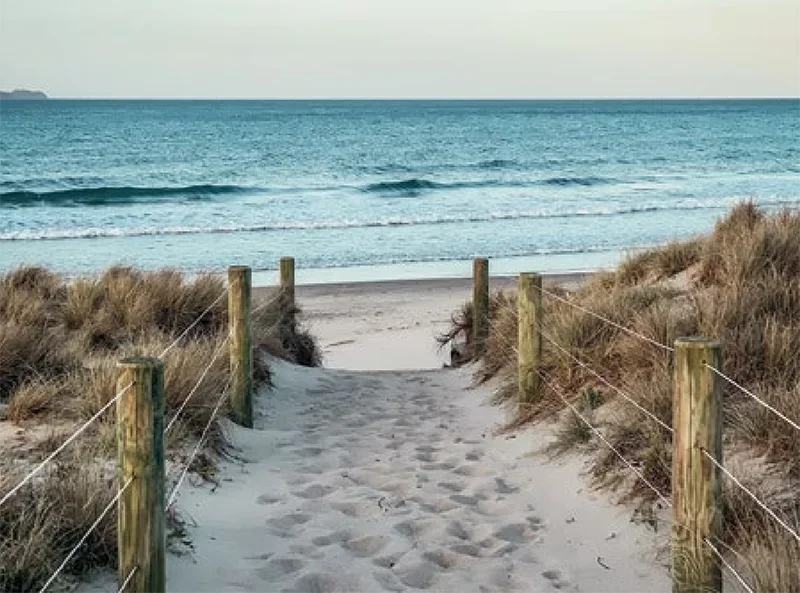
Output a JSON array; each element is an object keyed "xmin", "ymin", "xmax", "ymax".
[
  {"xmin": 0, "ymin": 266, "xmax": 319, "ymax": 591},
  {"xmin": 441, "ymin": 203, "xmax": 800, "ymax": 592}
]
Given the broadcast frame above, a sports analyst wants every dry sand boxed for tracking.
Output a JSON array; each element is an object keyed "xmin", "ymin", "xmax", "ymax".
[{"xmin": 83, "ymin": 273, "xmax": 670, "ymax": 592}]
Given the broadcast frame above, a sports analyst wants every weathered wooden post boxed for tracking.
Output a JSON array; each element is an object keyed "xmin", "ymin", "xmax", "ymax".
[
  {"xmin": 280, "ymin": 256, "xmax": 296, "ymax": 328},
  {"xmin": 117, "ymin": 357, "xmax": 165, "ymax": 593},
  {"xmin": 518, "ymin": 273, "xmax": 542, "ymax": 406},
  {"xmin": 228, "ymin": 266, "xmax": 253, "ymax": 428},
  {"xmin": 472, "ymin": 257, "xmax": 489, "ymax": 358},
  {"xmin": 672, "ymin": 338, "xmax": 723, "ymax": 593}
]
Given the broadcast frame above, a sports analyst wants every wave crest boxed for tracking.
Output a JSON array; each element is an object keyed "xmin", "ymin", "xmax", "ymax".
[
  {"xmin": 0, "ymin": 184, "xmax": 250, "ymax": 206},
  {"xmin": 362, "ymin": 176, "xmax": 618, "ymax": 195}
]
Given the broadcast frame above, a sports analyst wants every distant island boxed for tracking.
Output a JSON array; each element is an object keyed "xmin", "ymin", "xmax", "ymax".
[{"xmin": 0, "ymin": 89, "xmax": 48, "ymax": 100}]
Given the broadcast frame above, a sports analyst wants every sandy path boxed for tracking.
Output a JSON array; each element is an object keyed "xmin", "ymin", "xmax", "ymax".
[
  {"xmin": 80, "ymin": 275, "xmax": 667, "ymax": 592},
  {"xmin": 162, "ymin": 358, "xmax": 667, "ymax": 593}
]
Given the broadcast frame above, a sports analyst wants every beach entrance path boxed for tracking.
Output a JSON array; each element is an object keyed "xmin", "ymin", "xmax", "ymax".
[
  {"xmin": 164, "ymin": 359, "xmax": 667, "ymax": 593},
  {"xmin": 158, "ymin": 279, "xmax": 669, "ymax": 592}
]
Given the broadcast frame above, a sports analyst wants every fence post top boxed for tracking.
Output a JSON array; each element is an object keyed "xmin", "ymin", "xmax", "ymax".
[
  {"xmin": 117, "ymin": 356, "xmax": 164, "ymax": 370},
  {"xmin": 520, "ymin": 272, "xmax": 542, "ymax": 280},
  {"xmin": 280, "ymin": 256, "xmax": 294, "ymax": 263},
  {"xmin": 675, "ymin": 337, "xmax": 722, "ymax": 349},
  {"xmin": 228, "ymin": 265, "xmax": 251, "ymax": 273}
]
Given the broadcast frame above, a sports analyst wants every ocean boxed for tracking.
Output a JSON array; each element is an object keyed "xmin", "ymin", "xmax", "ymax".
[{"xmin": 1, "ymin": 100, "xmax": 798, "ymax": 284}]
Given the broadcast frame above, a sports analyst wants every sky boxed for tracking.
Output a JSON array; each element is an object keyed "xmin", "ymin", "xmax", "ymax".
[{"xmin": 0, "ymin": 0, "xmax": 798, "ymax": 99}]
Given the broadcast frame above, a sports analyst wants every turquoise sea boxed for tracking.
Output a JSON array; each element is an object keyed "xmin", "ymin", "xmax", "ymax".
[{"xmin": 1, "ymin": 100, "xmax": 798, "ymax": 283}]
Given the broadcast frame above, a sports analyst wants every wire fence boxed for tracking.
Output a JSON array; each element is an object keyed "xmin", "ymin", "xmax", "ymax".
[
  {"xmin": 705, "ymin": 364, "xmax": 800, "ymax": 435},
  {"xmin": 166, "ymin": 373, "xmax": 233, "ymax": 509},
  {"xmin": 536, "ymin": 368, "xmax": 672, "ymax": 507},
  {"xmin": 535, "ymin": 284, "xmax": 675, "ymax": 352},
  {"xmin": 488, "ymin": 278, "xmax": 800, "ymax": 593},
  {"xmin": 0, "ymin": 381, "xmax": 134, "ymax": 509},
  {"xmin": 1, "ymin": 273, "xmax": 292, "ymax": 592},
  {"xmin": 158, "ymin": 288, "xmax": 228, "ymax": 359}
]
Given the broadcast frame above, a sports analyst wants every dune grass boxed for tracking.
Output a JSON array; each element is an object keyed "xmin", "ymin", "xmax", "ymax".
[
  {"xmin": 0, "ymin": 266, "xmax": 320, "ymax": 591},
  {"xmin": 441, "ymin": 203, "xmax": 800, "ymax": 592}
]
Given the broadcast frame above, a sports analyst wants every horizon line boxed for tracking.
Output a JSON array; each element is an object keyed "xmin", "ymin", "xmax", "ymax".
[{"xmin": 3, "ymin": 95, "xmax": 799, "ymax": 102}]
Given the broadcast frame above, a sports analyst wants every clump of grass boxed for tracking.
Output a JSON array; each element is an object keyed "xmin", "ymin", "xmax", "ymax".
[
  {"xmin": 0, "ymin": 266, "xmax": 320, "ymax": 590},
  {"xmin": 440, "ymin": 202, "xmax": 800, "ymax": 589},
  {"xmin": 0, "ymin": 459, "xmax": 116, "ymax": 592}
]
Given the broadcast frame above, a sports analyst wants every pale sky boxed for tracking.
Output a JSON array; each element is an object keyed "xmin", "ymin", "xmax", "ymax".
[{"xmin": 0, "ymin": 0, "xmax": 798, "ymax": 99}]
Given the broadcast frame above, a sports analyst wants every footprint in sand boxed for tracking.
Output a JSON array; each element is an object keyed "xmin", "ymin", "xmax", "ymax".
[
  {"xmin": 422, "ymin": 549, "xmax": 458, "ymax": 570},
  {"xmin": 288, "ymin": 544, "xmax": 324, "ymax": 560},
  {"xmin": 311, "ymin": 530, "xmax": 352, "ymax": 547},
  {"xmin": 266, "ymin": 513, "xmax": 312, "ymax": 531},
  {"xmin": 494, "ymin": 523, "xmax": 535, "ymax": 544},
  {"xmin": 373, "ymin": 551, "xmax": 407, "ymax": 569},
  {"xmin": 415, "ymin": 498, "xmax": 459, "ymax": 514},
  {"xmin": 341, "ymin": 535, "xmax": 389, "ymax": 557},
  {"xmin": 493, "ymin": 543, "xmax": 518, "ymax": 558},
  {"xmin": 415, "ymin": 445, "xmax": 439, "ymax": 453},
  {"xmin": 394, "ymin": 519, "xmax": 432, "ymax": 539},
  {"xmin": 282, "ymin": 572, "xmax": 351, "ymax": 593},
  {"xmin": 415, "ymin": 452, "xmax": 436, "ymax": 463},
  {"xmin": 452, "ymin": 464, "xmax": 483, "ymax": 477},
  {"xmin": 256, "ymin": 558, "xmax": 307, "ymax": 582},
  {"xmin": 292, "ymin": 484, "xmax": 336, "ymax": 499},
  {"xmin": 446, "ymin": 521, "xmax": 472, "ymax": 541},
  {"xmin": 330, "ymin": 501, "xmax": 372, "ymax": 518},
  {"xmin": 450, "ymin": 543, "xmax": 483, "ymax": 558},
  {"xmin": 287, "ymin": 476, "xmax": 313, "ymax": 486},
  {"xmin": 494, "ymin": 478, "xmax": 519, "ymax": 494},
  {"xmin": 450, "ymin": 494, "xmax": 480, "ymax": 507},
  {"xmin": 257, "ymin": 494, "xmax": 283, "ymax": 505},
  {"xmin": 526, "ymin": 515, "xmax": 544, "ymax": 530},
  {"xmin": 396, "ymin": 561, "xmax": 441, "ymax": 590},
  {"xmin": 437, "ymin": 481, "xmax": 466, "ymax": 493},
  {"xmin": 374, "ymin": 570, "xmax": 405, "ymax": 593},
  {"xmin": 296, "ymin": 464, "xmax": 325, "ymax": 475},
  {"xmin": 295, "ymin": 447, "xmax": 326, "ymax": 458},
  {"xmin": 542, "ymin": 569, "xmax": 570, "ymax": 590}
]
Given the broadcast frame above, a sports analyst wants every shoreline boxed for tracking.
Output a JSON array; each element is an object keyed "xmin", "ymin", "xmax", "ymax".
[{"xmin": 254, "ymin": 270, "xmax": 595, "ymax": 302}]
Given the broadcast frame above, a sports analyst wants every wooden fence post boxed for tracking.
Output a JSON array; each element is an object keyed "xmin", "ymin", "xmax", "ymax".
[
  {"xmin": 280, "ymin": 256, "xmax": 296, "ymax": 328},
  {"xmin": 472, "ymin": 257, "xmax": 489, "ymax": 358},
  {"xmin": 672, "ymin": 338, "xmax": 723, "ymax": 593},
  {"xmin": 518, "ymin": 273, "xmax": 542, "ymax": 406},
  {"xmin": 117, "ymin": 357, "xmax": 165, "ymax": 593},
  {"xmin": 228, "ymin": 266, "xmax": 253, "ymax": 428}
]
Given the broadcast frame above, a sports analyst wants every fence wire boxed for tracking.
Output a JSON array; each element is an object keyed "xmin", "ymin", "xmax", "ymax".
[
  {"xmin": 116, "ymin": 566, "xmax": 138, "ymax": 593},
  {"xmin": 537, "ymin": 369, "xmax": 672, "ymax": 507},
  {"xmin": 539, "ymin": 328, "xmax": 674, "ymax": 433},
  {"xmin": 0, "ymin": 381, "xmax": 134, "ymax": 509},
  {"xmin": 699, "ymin": 447, "xmax": 800, "ymax": 543},
  {"xmin": 158, "ymin": 288, "xmax": 228, "ymax": 359},
  {"xmin": 38, "ymin": 477, "xmax": 134, "ymax": 593},
  {"xmin": 705, "ymin": 363, "xmax": 800, "ymax": 435},
  {"xmin": 534, "ymin": 284, "xmax": 675, "ymax": 353},
  {"xmin": 251, "ymin": 289, "xmax": 285, "ymax": 315},
  {"xmin": 702, "ymin": 537, "xmax": 756, "ymax": 593},
  {"xmin": 164, "ymin": 335, "xmax": 230, "ymax": 435},
  {"xmin": 166, "ymin": 374, "xmax": 233, "ymax": 510}
]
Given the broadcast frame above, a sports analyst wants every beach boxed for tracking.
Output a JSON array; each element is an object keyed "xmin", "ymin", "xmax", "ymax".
[
  {"xmin": 78, "ymin": 271, "xmax": 671, "ymax": 593},
  {"xmin": 258, "ymin": 273, "xmax": 593, "ymax": 370}
]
